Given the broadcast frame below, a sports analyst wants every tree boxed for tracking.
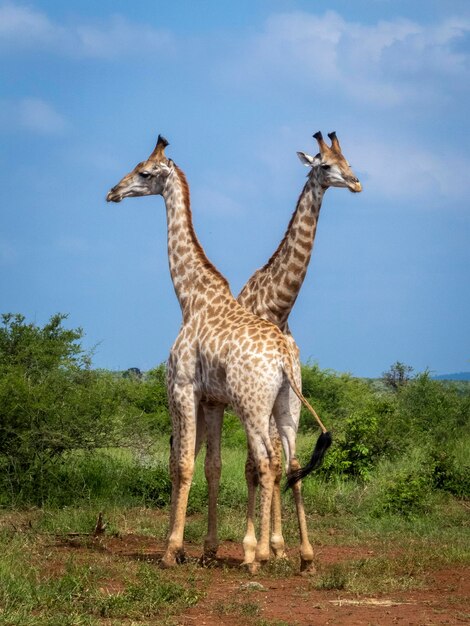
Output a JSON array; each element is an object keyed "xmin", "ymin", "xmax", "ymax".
[
  {"xmin": 0, "ymin": 314, "xmax": 123, "ymax": 502},
  {"xmin": 382, "ymin": 361, "xmax": 414, "ymax": 391}
]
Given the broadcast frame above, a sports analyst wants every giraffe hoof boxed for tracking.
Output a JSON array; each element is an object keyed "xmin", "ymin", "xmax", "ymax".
[
  {"xmin": 241, "ymin": 560, "xmax": 260, "ymax": 575},
  {"xmin": 300, "ymin": 559, "xmax": 317, "ymax": 576},
  {"xmin": 199, "ymin": 552, "xmax": 217, "ymax": 568},
  {"xmin": 271, "ymin": 548, "xmax": 288, "ymax": 561},
  {"xmin": 202, "ymin": 543, "xmax": 218, "ymax": 560},
  {"xmin": 160, "ymin": 549, "xmax": 185, "ymax": 568},
  {"xmin": 175, "ymin": 550, "xmax": 186, "ymax": 564}
]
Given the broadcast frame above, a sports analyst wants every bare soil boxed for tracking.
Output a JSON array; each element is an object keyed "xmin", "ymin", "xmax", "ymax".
[{"xmin": 58, "ymin": 533, "xmax": 469, "ymax": 626}]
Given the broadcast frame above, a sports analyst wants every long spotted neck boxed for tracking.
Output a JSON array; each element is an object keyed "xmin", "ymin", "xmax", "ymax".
[
  {"xmin": 237, "ymin": 170, "xmax": 325, "ymax": 331},
  {"xmin": 163, "ymin": 165, "xmax": 231, "ymax": 321}
]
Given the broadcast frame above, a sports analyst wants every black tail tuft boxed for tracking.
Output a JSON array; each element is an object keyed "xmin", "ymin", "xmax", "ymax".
[{"xmin": 285, "ymin": 431, "xmax": 332, "ymax": 490}]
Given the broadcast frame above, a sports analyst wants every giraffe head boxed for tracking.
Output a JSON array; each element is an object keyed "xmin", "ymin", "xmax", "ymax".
[
  {"xmin": 297, "ymin": 131, "xmax": 362, "ymax": 193},
  {"xmin": 106, "ymin": 135, "xmax": 173, "ymax": 203}
]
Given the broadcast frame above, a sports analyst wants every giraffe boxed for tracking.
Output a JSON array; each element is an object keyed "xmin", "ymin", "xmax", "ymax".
[
  {"xmin": 198, "ymin": 131, "xmax": 362, "ymax": 569},
  {"xmin": 107, "ymin": 135, "xmax": 331, "ymax": 573}
]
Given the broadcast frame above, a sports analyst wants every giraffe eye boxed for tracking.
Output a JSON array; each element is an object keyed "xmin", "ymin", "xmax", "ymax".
[
  {"xmin": 140, "ymin": 171, "xmax": 151, "ymax": 179},
  {"xmin": 321, "ymin": 164, "xmax": 331, "ymax": 170}
]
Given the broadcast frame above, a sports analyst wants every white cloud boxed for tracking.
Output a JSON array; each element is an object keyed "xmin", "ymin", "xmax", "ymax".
[
  {"xmin": 18, "ymin": 98, "xmax": 67, "ymax": 134},
  {"xmin": 0, "ymin": 2, "xmax": 63, "ymax": 49},
  {"xmin": 193, "ymin": 185, "xmax": 244, "ymax": 217},
  {"xmin": 353, "ymin": 136, "xmax": 470, "ymax": 202},
  {"xmin": 219, "ymin": 10, "xmax": 470, "ymax": 107},
  {"xmin": 239, "ymin": 121, "xmax": 469, "ymax": 206},
  {"xmin": 0, "ymin": 239, "xmax": 18, "ymax": 265},
  {"xmin": 0, "ymin": 97, "xmax": 67, "ymax": 134},
  {"xmin": 0, "ymin": 2, "xmax": 173, "ymax": 58},
  {"xmin": 74, "ymin": 15, "xmax": 173, "ymax": 59}
]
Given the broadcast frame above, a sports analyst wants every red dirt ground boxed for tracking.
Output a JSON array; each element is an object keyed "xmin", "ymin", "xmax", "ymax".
[{"xmin": 89, "ymin": 534, "xmax": 469, "ymax": 626}]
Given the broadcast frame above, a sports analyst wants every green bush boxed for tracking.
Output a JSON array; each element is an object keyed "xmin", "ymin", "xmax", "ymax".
[
  {"xmin": 0, "ymin": 315, "xmax": 123, "ymax": 501},
  {"xmin": 373, "ymin": 471, "xmax": 432, "ymax": 517},
  {"xmin": 299, "ymin": 364, "xmax": 470, "ymax": 485},
  {"xmin": 320, "ymin": 410, "xmax": 380, "ymax": 479},
  {"xmin": 118, "ymin": 364, "xmax": 171, "ymax": 437},
  {"xmin": 0, "ymin": 314, "xmax": 171, "ymax": 505},
  {"xmin": 368, "ymin": 445, "xmax": 437, "ymax": 518},
  {"xmin": 430, "ymin": 449, "xmax": 470, "ymax": 498},
  {"xmin": 394, "ymin": 372, "xmax": 470, "ymax": 446},
  {"xmin": 127, "ymin": 462, "xmax": 172, "ymax": 507},
  {"xmin": 221, "ymin": 410, "xmax": 246, "ymax": 447},
  {"xmin": 300, "ymin": 364, "xmax": 394, "ymax": 479},
  {"xmin": 1, "ymin": 314, "xmax": 468, "ymax": 514}
]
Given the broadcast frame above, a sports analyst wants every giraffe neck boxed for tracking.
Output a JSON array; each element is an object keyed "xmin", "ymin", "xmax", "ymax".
[
  {"xmin": 237, "ymin": 171, "xmax": 325, "ymax": 330},
  {"xmin": 163, "ymin": 165, "xmax": 231, "ymax": 319}
]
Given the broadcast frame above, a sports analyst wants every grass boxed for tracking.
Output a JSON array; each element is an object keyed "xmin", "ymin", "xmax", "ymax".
[
  {"xmin": 0, "ymin": 525, "xmax": 203, "ymax": 626},
  {"xmin": 0, "ymin": 430, "xmax": 468, "ymax": 624},
  {"xmin": 314, "ymin": 553, "xmax": 431, "ymax": 594},
  {"xmin": 215, "ymin": 598, "xmax": 261, "ymax": 617},
  {"xmin": 0, "ymin": 496, "xmax": 468, "ymax": 624}
]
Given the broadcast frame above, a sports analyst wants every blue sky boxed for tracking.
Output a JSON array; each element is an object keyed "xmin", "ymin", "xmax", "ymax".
[{"xmin": 1, "ymin": 0, "xmax": 469, "ymax": 377}]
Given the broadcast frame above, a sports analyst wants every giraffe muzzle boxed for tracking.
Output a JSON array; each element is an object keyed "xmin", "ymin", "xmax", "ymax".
[
  {"xmin": 348, "ymin": 180, "xmax": 362, "ymax": 193},
  {"xmin": 106, "ymin": 189, "xmax": 122, "ymax": 203}
]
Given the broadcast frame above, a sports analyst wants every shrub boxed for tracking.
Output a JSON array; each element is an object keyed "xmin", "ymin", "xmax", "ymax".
[
  {"xmin": 300, "ymin": 364, "xmax": 394, "ymax": 479},
  {"xmin": 394, "ymin": 372, "xmax": 470, "ymax": 446},
  {"xmin": 382, "ymin": 361, "xmax": 413, "ymax": 390},
  {"xmin": 221, "ymin": 410, "xmax": 246, "ymax": 447},
  {"xmin": 127, "ymin": 462, "xmax": 172, "ymax": 507},
  {"xmin": 430, "ymin": 449, "xmax": 470, "ymax": 498},
  {"xmin": 369, "ymin": 447, "xmax": 436, "ymax": 518},
  {"xmin": 299, "ymin": 365, "xmax": 470, "ymax": 484},
  {"xmin": 373, "ymin": 471, "xmax": 432, "ymax": 517},
  {"xmin": 0, "ymin": 314, "xmax": 132, "ymax": 503},
  {"xmin": 1, "ymin": 314, "xmax": 468, "ymax": 512},
  {"xmin": 118, "ymin": 364, "xmax": 171, "ymax": 437},
  {"xmin": 320, "ymin": 409, "xmax": 380, "ymax": 479}
]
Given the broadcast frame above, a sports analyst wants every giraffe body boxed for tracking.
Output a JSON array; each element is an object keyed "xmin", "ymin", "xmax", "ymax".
[
  {"xmin": 198, "ymin": 132, "xmax": 362, "ymax": 568},
  {"xmin": 107, "ymin": 137, "xmax": 331, "ymax": 571}
]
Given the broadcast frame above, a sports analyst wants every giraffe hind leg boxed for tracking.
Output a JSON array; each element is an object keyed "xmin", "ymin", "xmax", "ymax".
[
  {"xmin": 242, "ymin": 420, "xmax": 276, "ymax": 571},
  {"xmin": 242, "ymin": 447, "xmax": 258, "ymax": 567},
  {"xmin": 269, "ymin": 418, "xmax": 286, "ymax": 559},
  {"xmin": 272, "ymin": 384, "xmax": 315, "ymax": 573},
  {"xmin": 201, "ymin": 401, "xmax": 224, "ymax": 562}
]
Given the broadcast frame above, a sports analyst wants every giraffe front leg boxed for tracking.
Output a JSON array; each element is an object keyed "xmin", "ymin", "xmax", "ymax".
[{"xmin": 161, "ymin": 383, "xmax": 198, "ymax": 569}]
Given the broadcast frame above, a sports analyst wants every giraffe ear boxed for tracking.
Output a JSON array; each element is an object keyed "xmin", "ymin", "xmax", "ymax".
[
  {"xmin": 159, "ymin": 162, "xmax": 172, "ymax": 177},
  {"xmin": 297, "ymin": 151, "xmax": 316, "ymax": 167}
]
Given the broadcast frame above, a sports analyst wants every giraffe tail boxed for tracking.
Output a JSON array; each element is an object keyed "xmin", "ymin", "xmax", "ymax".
[
  {"xmin": 281, "ymin": 351, "xmax": 333, "ymax": 489},
  {"xmin": 285, "ymin": 431, "xmax": 332, "ymax": 489}
]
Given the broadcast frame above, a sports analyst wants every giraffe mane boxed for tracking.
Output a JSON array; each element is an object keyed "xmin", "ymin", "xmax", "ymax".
[
  {"xmin": 259, "ymin": 180, "xmax": 309, "ymax": 272},
  {"xmin": 173, "ymin": 164, "xmax": 230, "ymax": 289}
]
